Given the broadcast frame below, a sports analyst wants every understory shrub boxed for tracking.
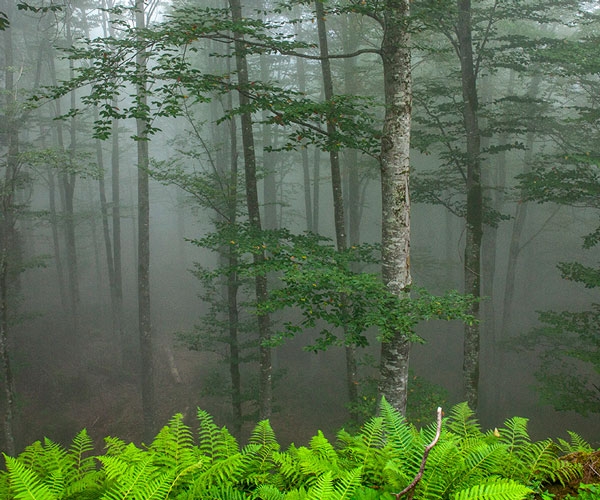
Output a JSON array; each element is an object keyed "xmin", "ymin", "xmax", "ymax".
[{"xmin": 0, "ymin": 398, "xmax": 589, "ymax": 499}]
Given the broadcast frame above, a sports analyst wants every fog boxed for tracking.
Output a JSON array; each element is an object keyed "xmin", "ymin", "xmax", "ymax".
[{"xmin": 1, "ymin": 0, "xmax": 598, "ymax": 455}]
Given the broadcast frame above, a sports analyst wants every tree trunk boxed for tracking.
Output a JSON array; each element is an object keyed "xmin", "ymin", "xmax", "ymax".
[
  {"xmin": 314, "ymin": 0, "xmax": 360, "ymax": 418},
  {"xmin": 260, "ymin": 53, "xmax": 278, "ymax": 230},
  {"xmin": 135, "ymin": 0, "xmax": 155, "ymax": 441},
  {"xmin": 229, "ymin": 0, "xmax": 272, "ymax": 420},
  {"xmin": 295, "ymin": 18, "xmax": 313, "ymax": 232},
  {"xmin": 378, "ymin": 0, "xmax": 413, "ymax": 415},
  {"xmin": 63, "ymin": 14, "xmax": 80, "ymax": 332},
  {"xmin": 457, "ymin": 0, "xmax": 483, "ymax": 411},
  {"xmin": 0, "ymin": 0, "xmax": 19, "ymax": 454}
]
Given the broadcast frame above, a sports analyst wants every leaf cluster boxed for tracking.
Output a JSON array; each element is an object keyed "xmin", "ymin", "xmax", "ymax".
[
  {"xmin": 0, "ymin": 399, "xmax": 588, "ymax": 499},
  {"xmin": 191, "ymin": 224, "xmax": 476, "ymax": 352}
]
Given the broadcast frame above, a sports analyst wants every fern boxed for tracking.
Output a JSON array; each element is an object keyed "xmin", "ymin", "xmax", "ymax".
[
  {"xmin": 306, "ymin": 470, "xmax": 334, "ymax": 500},
  {"xmin": 332, "ymin": 467, "xmax": 362, "ymax": 500},
  {"xmin": 447, "ymin": 403, "xmax": 482, "ymax": 438},
  {"xmin": 4, "ymin": 455, "xmax": 57, "ymax": 500},
  {"xmin": 452, "ymin": 478, "xmax": 532, "ymax": 500},
  {"xmin": 150, "ymin": 413, "xmax": 197, "ymax": 472},
  {"xmin": 99, "ymin": 455, "xmax": 158, "ymax": 500}
]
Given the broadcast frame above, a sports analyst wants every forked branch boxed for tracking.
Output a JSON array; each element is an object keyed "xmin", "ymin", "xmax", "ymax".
[{"xmin": 395, "ymin": 406, "xmax": 443, "ymax": 500}]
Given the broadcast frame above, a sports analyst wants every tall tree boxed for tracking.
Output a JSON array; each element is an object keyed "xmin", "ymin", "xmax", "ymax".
[
  {"xmin": 377, "ymin": 0, "xmax": 413, "ymax": 414},
  {"xmin": 0, "ymin": 0, "xmax": 20, "ymax": 455},
  {"xmin": 135, "ymin": 0, "xmax": 155, "ymax": 441},
  {"xmin": 229, "ymin": 0, "xmax": 273, "ymax": 420},
  {"xmin": 456, "ymin": 0, "xmax": 482, "ymax": 411},
  {"xmin": 314, "ymin": 0, "xmax": 359, "ymax": 418}
]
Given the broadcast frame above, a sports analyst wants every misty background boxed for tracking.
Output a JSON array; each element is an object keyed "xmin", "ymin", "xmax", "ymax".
[{"xmin": 0, "ymin": 0, "xmax": 598, "ymax": 455}]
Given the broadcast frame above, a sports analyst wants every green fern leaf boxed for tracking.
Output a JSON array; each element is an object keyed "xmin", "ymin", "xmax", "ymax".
[
  {"xmin": 451, "ymin": 478, "xmax": 532, "ymax": 500},
  {"xmin": 447, "ymin": 403, "xmax": 481, "ymax": 438},
  {"xmin": 151, "ymin": 413, "xmax": 197, "ymax": 472},
  {"xmin": 306, "ymin": 470, "xmax": 334, "ymax": 500},
  {"xmin": 104, "ymin": 436, "xmax": 127, "ymax": 457},
  {"xmin": 379, "ymin": 397, "xmax": 415, "ymax": 454},
  {"xmin": 498, "ymin": 417, "xmax": 530, "ymax": 454},
  {"xmin": 99, "ymin": 455, "xmax": 157, "ymax": 500},
  {"xmin": 333, "ymin": 467, "xmax": 362, "ymax": 500},
  {"xmin": 255, "ymin": 483, "xmax": 286, "ymax": 500},
  {"xmin": 4, "ymin": 455, "xmax": 57, "ymax": 500},
  {"xmin": 566, "ymin": 431, "xmax": 592, "ymax": 452},
  {"xmin": 197, "ymin": 408, "xmax": 222, "ymax": 460}
]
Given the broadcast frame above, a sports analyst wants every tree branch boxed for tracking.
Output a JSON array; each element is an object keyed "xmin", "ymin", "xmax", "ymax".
[{"xmin": 395, "ymin": 406, "xmax": 443, "ymax": 500}]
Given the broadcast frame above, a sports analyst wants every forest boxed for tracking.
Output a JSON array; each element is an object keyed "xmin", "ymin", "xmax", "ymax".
[{"xmin": 0, "ymin": 0, "xmax": 599, "ymax": 497}]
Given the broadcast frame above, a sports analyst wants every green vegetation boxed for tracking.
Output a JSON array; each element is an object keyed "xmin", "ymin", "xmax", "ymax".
[{"xmin": 1, "ymin": 398, "xmax": 595, "ymax": 500}]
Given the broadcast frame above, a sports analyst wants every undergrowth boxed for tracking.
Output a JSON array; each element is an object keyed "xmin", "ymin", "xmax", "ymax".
[{"xmin": 0, "ymin": 398, "xmax": 594, "ymax": 499}]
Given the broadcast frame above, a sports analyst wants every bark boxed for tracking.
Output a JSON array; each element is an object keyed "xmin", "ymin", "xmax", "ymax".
[
  {"xmin": 314, "ymin": 0, "xmax": 360, "ymax": 417},
  {"xmin": 313, "ymin": 147, "xmax": 321, "ymax": 234},
  {"xmin": 63, "ymin": 14, "xmax": 80, "ymax": 332},
  {"xmin": 229, "ymin": 0, "xmax": 272, "ymax": 420},
  {"xmin": 46, "ymin": 51, "xmax": 69, "ymax": 314},
  {"xmin": 136, "ymin": 0, "xmax": 155, "ymax": 441},
  {"xmin": 378, "ymin": 0, "xmax": 412, "ymax": 415},
  {"xmin": 0, "ymin": 0, "xmax": 18, "ymax": 454},
  {"xmin": 295, "ymin": 19, "xmax": 313, "ymax": 232},
  {"xmin": 260, "ymin": 53, "xmax": 278, "ymax": 230},
  {"xmin": 103, "ymin": 0, "xmax": 125, "ymax": 358},
  {"xmin": 457, "ymin": 0, "xmax": 483, "ymax": 411}
]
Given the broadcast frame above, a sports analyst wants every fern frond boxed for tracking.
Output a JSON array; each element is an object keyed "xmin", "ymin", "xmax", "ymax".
[
  {"xmin": 447, "ymin": 403, "xmax": 481, "ymax": 438},
  {"xmin": 333, "ymin": 467, "xmax": 362, "ymax": 500},
  {"xmin": 249, "ymin": 419, "xmax": 279, "ymax": 449},
  {"xmin": 4, "ymin": 455, "xmax": 57, "ymax": 500},
  {"xmin": 193, "ymin": 451, "xmax": 247, "ymax": 490},
  {"xmin": 337, "ymin": 418, "xmax": 386, "ymax": 487},
  {"xmin": 99, "ymin": 455, "xmax": 158, "ymax": 500},
  {"xmin": 150, "ymin": 413, "xmax": 197, "ymax": 471},
  {"xmin": 565, "ymin": 431, "xmax": 592, "ymax": 453},
  {"xmin": 498, "ymin": 417, "xmax": 530, "ymax": 454},
  {"xmin": 243, "ymin": 421, "xmax": 280, "ymax": 487},
  {"xmin": 379, "ymin": 397, "xmax": 415, "ymax": 454},
  {"xmin": 306, "ymin": 470, "xmax": 334, "ymax": 500},
  {"xmin": 415, "ymin": 437, "xmax": 461, "ymax": 500},
  {"xmin": 137, "ymin": 470, "xmax": 176, "ymax": 500},
  {"xmin": 255, "ymin": 484, "xmax": 286, "ymax": 500},
  {"xmin": 104, "ymin": 436, "xmax": 127, "ymax": 456},
  {"xmin": 451, "ymin": 478, "xmax": 532, "ymax": 500},
  {"xmin": 16, "ymin": 442, "xmax": 45, "ymax": 473},
  {"xmin": 518, "ymin": 439, "xmax": 579, "ymax": 485},
  {"xmin": 197, "ymin": 408, "xmax": 222, "ymax": 460}
]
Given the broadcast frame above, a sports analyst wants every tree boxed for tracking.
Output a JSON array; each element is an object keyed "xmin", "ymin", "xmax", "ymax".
[
  {"xmin": 376, "ymin": 0, "xmax": 413, "ymax": 415},
  {"xmin": 135, "ymin": 0, "xmax": 155, "ymax": 441},
  {"xmin": 229, "ymin": 0, "xmax": 274, "ymax": 420}
]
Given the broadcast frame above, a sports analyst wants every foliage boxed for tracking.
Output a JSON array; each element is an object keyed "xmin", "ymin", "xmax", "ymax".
[
  {"xmin": 0, "ymin": 399, "xmax": 589, "ymax": 499},
  {"xmin": 515, "ymin": 152, "xmax": 600, "ymax": 415},
  {"xmin": 190, "ymin": 223, "xmax": 476, "ymax": 353}
]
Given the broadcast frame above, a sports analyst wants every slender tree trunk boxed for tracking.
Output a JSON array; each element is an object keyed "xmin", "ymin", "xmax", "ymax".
[
  {"xmin": 260, "ymin": 53, "xmax": 278, "ymax": 230},
  {"xmin": 314, "ymin": 0, "xmax": 360, "ymax": 417},
  {"xmin": 313, "ymin": 148, "xmax": 321, "ymax": 234},
  {"xmin": 457, "ymin": 0, "xmax": 483, "ymax": 411},
  {"xmin": 378, "ymin": 0, "xmax": 412, "ymax": 415},
  {"xmin": 135, "ymin": 0, "xmax": 155, "ymax": 441},
  {"xmin": 46, "ymin": 52, "xmax": 69, "ymax": 314},
  {"xmin": 0, "ymin": 1, "xmax": 18, "ymax": 454},
  {"xmin": 63, "ymin": 15, "xmax": 80, "ymax": 332},
  {"xmin": 295, "ymin": 19, "xmax": 313, "ymax": 232},
  {"xmin": 229, "ymin": 0, "xmax": 272, "ymax": 420}
]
